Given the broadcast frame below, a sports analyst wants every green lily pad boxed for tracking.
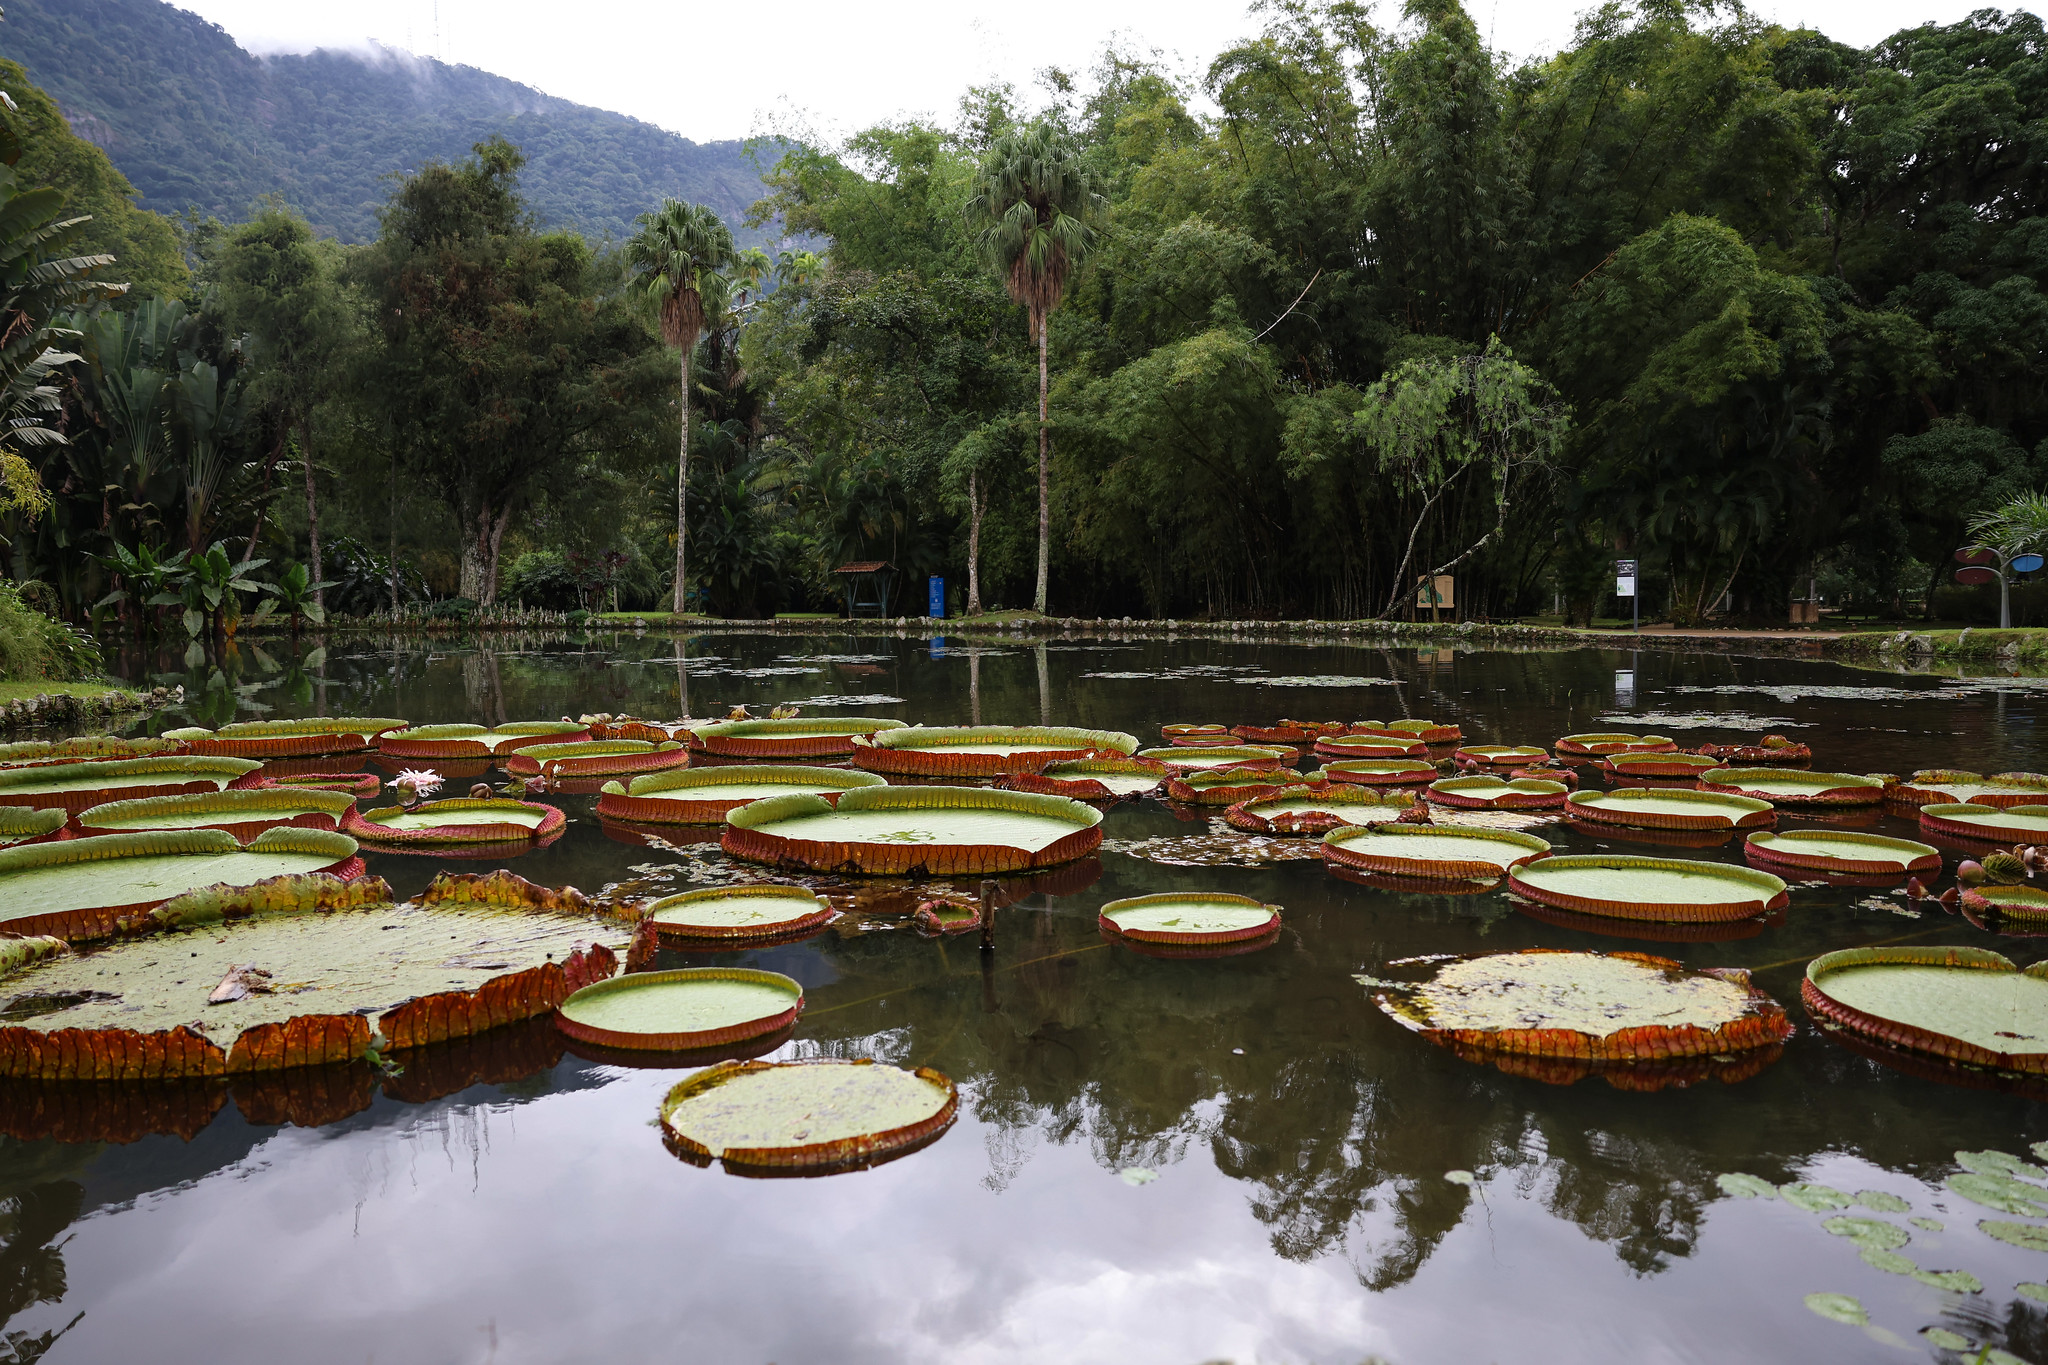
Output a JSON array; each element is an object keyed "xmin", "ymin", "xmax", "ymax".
[
  {"xmin": 1034, "ymin": 761, "xmax": 1166, "ymax": 796},
  {"xmin": 1913, "ymin": 1268, "xmax": 1984, "ymax": 1294},
  {"xmin": 727, "ymin": 785, "xmax": 1102, "ymax": 875},
  {"xmin": 0, "ymin": 755, "xmax": 260, "ymax": 809},
  {"xmin": 1099, "ymin": 893, "xmax": 1280, "ymax": 945},
  {"xmin": 1855, "ymin": 1190, "xmax": 1913, "ymax": 1213},
  {"xmin": 1508, "ymin": 855, "xmax": 1787, "ymax": 921},
  {"xmin": 1949, "ymin": 1173, "xmax": 2048, "ymax": 1216},
  {"xmin": 1959, "ymin": 1150, "xmax": 2048, "ymax": 1183},
  {"xmin": 1920, "ymin": 803, "xmax": 2048, "ymax": 841},
  {"xmin": 2033, "ymin": 1141, "xmax": 2048, "ymax": 1163},
  {"xmin": 1717, "ymin": 1172, "xmax": 1779, "ymax": 1199},
  {"xmin": 1980, "ymin": 1220, "xmax": 2048, "ymax": 1251},
  {"xmin": 645, "ymin": 886, "xmax": 836, "ymax": 943},
  {"xmin": 1804, "ymin": 946, "xmax": 2048, "ymax": 1064},
  {"xmin": 1911, "ymin": 1217, "xmax": 1945, "ymax": 1232},
  {"xmin": 1744, "ymin": 830, "xmax": 1942, "ymax": 874},
  {"xmin": 659, "ymin": 1058, "xmax": 957, "ymax": 1170},
  {"xmin": 2015, "ymin": 1282, "xmax": 2048, "ymax": 1302},
  {"xmin": 77, "ymin": 787, "xmax": 355, "ymax": 834},
  {"xmin": 555, "ymin": 968, "xmax": 802, "ymax": 1051},
  {"xmin": 1782, "ymin": 1182, "xmax": 1854, "ymax": 1211},
  {"xmin": 1702, "ymin": 768, "xmax": 1888, "ymax": 802},
  {"xmin": 1802, "ymin": 1292, "xmax": 1868, "ymax": 1325},
  {"xmin": 1922, "ymin": 1327, "xmax": 1974, "ymax": 1350},
  {"xmin": 1860, "ymin": 1247, "xmax": 1918, "ymax": 1274},
  {"xmin": 1566, "ymin": 789, "xmax": 1774, "ymax": 829},
  {"xmin": 364, "ymin": 803, "xmax": 552, "ymax": 831},
  {"xmin": 1322, "ymin": 825, "xmax": 1551, "ymax": 877},
  {"xmin": 1823, "ymin": 1215, "xmax": 1910, "ymax": 1250},
  {"xmin": 1444, "ymin": 1169, "xmax": 1476, "ymax": 1185},
  {"xmin": 1137, "ymin": 745, "xmax": 1291, "ymax": 771}
]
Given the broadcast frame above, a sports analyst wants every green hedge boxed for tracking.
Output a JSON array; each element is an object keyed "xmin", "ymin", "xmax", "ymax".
[{"xmin": 0, "ymin": 583, "xmax": 103, "ymax": 682}]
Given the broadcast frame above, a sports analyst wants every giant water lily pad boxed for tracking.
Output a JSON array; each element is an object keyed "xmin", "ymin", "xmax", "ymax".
[
  {"xmin": 1567, "ymin": 788, "xmax": 1775, "ymax": 830},
  {"xmin": 998, "ymin": 758, "xmax": 1168, "ymax": 800},
  {"xmin": 853, "ymin": 725, "xmax": 1139, "ymax": 777},
  {"xmin": 165, "ymin": 718, "xmax": 407, "ymax": 758},
  {"xmin": 1508, "ymin": 855, "xmax": 1788, "ymax": 923},
  {"xmin": 1744, "ymin": 830, "xmax": 1940, "ymax": 876},
  {"xmin": 1136, "ymin": 744, "xmax": 1292, "ymax": 772},
  {"xmin": 1098, "ymin": 892, "xmax": 1280, "ymax": 951},
  {"xmin": 596, "ymin": 765, "xmax": 886, "ymax": 825},
  {"xmin": 1160, "ymin": 723, "xmax": 1230, "ymax": 742},
  {"xmin": 1366, "ymin": 950, "xmax": 1790, "ymax": 1086},
  {"xmin": 1322, "ymin": 824, "xmax": 1550, "ymax": 879},
  {"xmin": 1453, "ymin": 745, "xmax": 1549, "ymax": 767},
  {"xmin": 555, "ymin": 968, "xmax": 802, "ymax": 1051},
  {"xmin": 0, "ymin": 871, "xmax": 626, "ymax": 1076},
  {"xmin": 77, "ymin": 788, "xmax": 356, "ymax": 840},
  {"xmin": 0, "ymin": 755, "xmax": 261, "ymax": 814},
  {"xmin": 0, "ymin": 808, "xmax": 65, "ymax": 847},
  {"xmin": 1314, "ymin": 734, "xmax": 1429, "ymax": 760},
  {"xmin": 725, "ymin": 785, "xmax": 1102, "ymax": 875},
  {"xmin": 1225, "ymin": 785, "xmax": 1409, "ymax": 833},
  {"xmin": 1311, "ymin": 758, "xmax": 1437, "ymax": 786},
  {"xmin": 1427, "ymin": 776, "xmax": 1568, "ymax": 810},
  {"xmin": 0, "ymin": 736, "xmax": 182, "ymax": 766},
  {"xmin": 1165, "ymin": 767, "xmax": 1296, "ymax": 805},
  {"xmin": 690, "ymin": 717, "xmax": 908, "ymax": 759},
  {"xmin": 502, "ymin": 739, "xmax": 689, "ymax": 779},
  {"xmin": 376, "ymin": 721, "xmax": 589, "ymax": 759},
  {"xmin": 1598, "ymin": 752, "xmax": 1727, "ymax": 780},
  {"xmin": 1961, "ymin": 885, "xmax": 2048, "ymax": 920},
  {"xmin": 343, "ymin": 797, "xmax": 564, "ymax": 844},
  {"xmin": 1352, "ymin": 719, "xmax": 1462, "ymax": 744},
  {"xmin": 0, "ymin": 828, "xmax": 363, "ymax": 939},
  {"xmin": 659, "ymin": 1058, "xmax": 957, "ymax": 1173},
  {"xmin": 1919, "ymin": 803, "xmax": 2048, "ymax": 843},
  {"xmin": 1803, "ymin": 945, "xmax": 2048, "ymax": 1076},
  {"xmin": 644, "ymin": 886, "xmax": 837, "ymax": 945},
  {"xmin": 1232, "ymin": 721, "xmax": 1343, "ymax": 744},
  {"xmin": 1699, "ymin": 768, "xmax": 1888, "ymax": 806},
  {"xmin": 1556, "ymin": 732, "xmax": 1677, "ymax": 756},
  {"xmin": 1889, "ymin": 770, "xmax": 2048, "ymax": 809}
]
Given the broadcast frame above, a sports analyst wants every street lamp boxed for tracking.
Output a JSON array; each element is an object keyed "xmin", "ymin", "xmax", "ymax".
[{"xmin": 1954, "ymin": 546, "xmax": 2045, "ymax": 628}]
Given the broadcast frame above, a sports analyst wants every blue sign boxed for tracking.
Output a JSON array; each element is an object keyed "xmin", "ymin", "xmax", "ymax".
[
  {"xmin": 2013, "ymin": 553, "xmax": 2045, "ymax": 574},
  {"xmin": 928, "ymin": 575, "xmax": 946, "ymax": 618}
]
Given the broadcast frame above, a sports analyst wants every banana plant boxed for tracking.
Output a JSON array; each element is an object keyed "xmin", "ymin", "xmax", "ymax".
[
  {"xmin": 168, "ymin": 542, "xmax": 268, "ymax": 642},
  {"xmin": 91, "ymin": 541, "xmax": 189, "ymax": 635},
  {"xmin": 251, "ymin": 560, "xmax": 336, "ymax": 636}
]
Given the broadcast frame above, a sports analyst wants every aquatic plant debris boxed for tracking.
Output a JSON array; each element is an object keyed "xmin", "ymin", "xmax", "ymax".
[
  {"xmin": 1597, "ymin": 711, "xmax": 1806, "ymax": 730},
  {"xmin": 1104, "ymin": 828, "xmax": 1325, "ymax": 865},
  {"xmin": 1444, "ymin": 1170, "xmax": 1475, "ymax": 1186},
  {"xmin": 1119, "ymin": 1167, "xmax": 1159, "ymax": 1186}
]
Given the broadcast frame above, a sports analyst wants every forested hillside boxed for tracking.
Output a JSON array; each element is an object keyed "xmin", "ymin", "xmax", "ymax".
[{"xmin": 0, "ymin": 0, "xmax": 764, "ymax": 241}]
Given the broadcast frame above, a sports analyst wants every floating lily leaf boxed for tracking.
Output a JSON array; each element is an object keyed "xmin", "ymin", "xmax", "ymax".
[
  {"xmin": 1717, "ymin": 1172, "xmax": 1779, "ymax": 1199},
  {"xmin": 1919, "ymin": 803, "xmax": 2048, "ymax": 843},
  {"xmin": 1949, "ymin": 1174, "xmax": 2048, "ymax": 1216},
  {"xmin": 2034, "ymin": 1140, "xmax": 2048, "ymax": 1163},
  {"xmin": 690, "ymin": 717, "xmax": 908, "ymax": 759},
  {"xmin": 658, "ymin": 1058, "xmax": 957, "ymax": 1172},
  {"xmin": 1922, "ymin": 1327, "xmax": 1974, "ymax": 1350},
  {"xmin": 1913, "ymin": 1268, "xmax": 1984, "ymax": 1294},
  {"xmin": 78, "ymin": 787, "xmax": 356, "ymax": 838},
  {"xmin": 853, "ymin": 725, "xmax": 1138, "ymax": 777},
  {"xmin": 1804, "ymin": 946, "xmax": 2048, "ymax": 1073},
  {"xmin": 378, "ymin": 721, "xmax": 588, "ymax": 758},
  {"xmin": 1823, "ymin": 1215, "xmax": 1911, "ymax": 1250},
  {"xmin": 1985, "ymin": 1351, "xmax": 2030, "ymax": 1365},
  {"xmin": 1782, "ymin": 1183, "xmax": 1854, "ymax": 1212},
  {"xmin": 1323, "ymin": 825, "xmax": 1550, "ymax": 879},
  {"xmin": 1099, "ymin": 893, "xmax": 1280, "ymax": 947},
  {"xmin": 555, "ymin": 968, "xmax": 801, "ymax": 1052},
  {"xmin": 727, "ymin": 786, "xmax": 1102, "ymax": 876},
  {"xmin": 0, "ymin": 755, "xmax": 262, "ymax": 814},
  {"xmin": 1959, "ymin": 1150, "xmax": 2048, "ymax": 1183},
  {"xmin": 1508, "ymin": 855, "xmax": 1788, "ymax": 923},
  {"xmin": 504, "ymin": 739, "xmax": 688, "ymax": 779},
  {"xmin": 1567, "ymin": 789, "xmax": 1773, "ymax": 831},
  {"xmin": 1699, "ymin": 768, "xmax": 1888, "ymax": 805},
  {"xmin": 1119, "ymin": 1167, "xmax": 1159, "ymax": 1186},
  {"xmin": 1227, "ymin": 786, "xmax": 1412, "ymax": 833},
  {"xmin": 2015, "ymin": 1282, "xmax": 2048, "ymax": 1302},
  {"xmin": 644, "ymin": 886, "xmax": 836, "ymax": 945},
  {"xmin": 1444, "ymin": 1170, "xmax": 1475, "ymax": 1186},
  {"xmin": 1855, "ymin": 1190, "xmax": 1913, "ymax": 1213},
  {"xmin": 1857, "ymin": 1246, "xmax": 1916, "ymax": 1274},
  {"xmin": 598, "ymin": 764, "xmax": 887, "ymax": 825},
  {"xmin": 1980, "ymin": 1220, "xmax": 2048, "ymax": 1251},
  {"xmin": 1912, "ymin": 1217, "xmax": 1945, "ymax": 1232},
  {"xmin": 1802, "ymin": 1292, "xmax": 1868, "ymax": 1325},
  {"xmin": 1745, "ymin": 831, "xmax": 1941, "ymax": 876}
]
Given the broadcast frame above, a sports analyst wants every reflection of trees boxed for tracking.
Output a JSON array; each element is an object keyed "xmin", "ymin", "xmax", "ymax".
[{"xmin": 0, "ymin": 1180, "xmax": 82, "ymax": 1362}]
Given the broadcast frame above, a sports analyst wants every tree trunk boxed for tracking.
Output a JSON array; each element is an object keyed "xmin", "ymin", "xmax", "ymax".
[
  {"xmin": 967, "ymin": 467, "xmax": 983, "ymax": 614},
  {"xmin": 1034, "ymin": 315, "xmax": 1050, "ymax": 615},
  {"xmin": 241, "ymin": 428, "xmax": 286, "ymax": 564},
  {"xmin": 484, "ymin": 504, "xmax": 511, "ymax": 608},
  {"xmin": 673, "ymin": 345, "xmax": 692, "ymax": 616},
  {"xmin": 299, "ymin": 419, "xmax": 323, "ymax": 617},
  {"xmin": 458, "ymin": 499, "xmax": 493, "ymax": 602},
  {"xmin": 389, "ymin": 443, "xmax": 400, "ymax": 614}
]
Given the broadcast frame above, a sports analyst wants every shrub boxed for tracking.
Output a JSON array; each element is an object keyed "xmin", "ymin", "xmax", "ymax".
[{"xmin": 0, "ymin": 581, "xmax": 103, "ymax": 681}]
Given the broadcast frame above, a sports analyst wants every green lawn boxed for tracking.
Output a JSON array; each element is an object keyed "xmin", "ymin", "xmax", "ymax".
[{"xmin": 0, "ymin": 679, "xmax": 147, "ymax": 704}]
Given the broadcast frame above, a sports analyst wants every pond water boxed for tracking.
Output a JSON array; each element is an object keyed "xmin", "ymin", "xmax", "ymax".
[{"xmin": 8, "ymin": 632, "xmax": 2048, "ymax": 1364}]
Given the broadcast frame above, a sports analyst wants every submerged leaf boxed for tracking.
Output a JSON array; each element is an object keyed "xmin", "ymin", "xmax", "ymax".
[
  {"xmin": 1717, "ymin": 1172, "xmax": 1779, "ymax": 1199},
  {"xmin": 1781, "ymin": 1182, "xmax": 1854, "ymax": 1212},
  {"xmin": 1959, "ymin": 1150, "xmax": 2048, "ymax": 1183},
  {"xmin": 1859, "ymin": 1247, "xmax": 1918, "ymax": 1274},
  {"xmin": 2015, "ymin": 1282, "xmax": 2048, "ymax": 1303},
  {"xmin": 1911, "ymin": 1217, "xmax": 1945, "ymax": 1232},
  {"xmin": 1921, "ymin": 1327, "xmax": 1973, "ymax": 1350},
  {"xmin": 1980, "ymin": 1220, "xmax": 2048, "ymax": 1252},
  {"xmin": 1802, "ymin": 1292, "xmax": 1868, "ymax": 1325},
  {"xmin": 1823, "ymin": 1216, "xmax": 1910, "ymax": 1251},
  {"xmin": 1854, "ymin": 1190, "xmax": 1913, "ymax": 1214},
  {"xmin": 1949, "ymin": 1173, "xmax": 2048, "ymax": 1217},
  {"xmin": 1912, "ymin": 1268, "xmax": 1984, "ymax": 1294}
]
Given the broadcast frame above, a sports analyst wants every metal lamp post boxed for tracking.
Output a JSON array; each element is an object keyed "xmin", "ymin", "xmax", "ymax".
[{"xmin": 1954, "ymin": 546, "xmax": 2045, "ymax": 628}]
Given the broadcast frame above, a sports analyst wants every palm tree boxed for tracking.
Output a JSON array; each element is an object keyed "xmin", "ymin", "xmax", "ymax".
[
  {"xmin": 964, "ymin": 123, "xmax": 1105, "ymax": 615},
  {"xmin": 624, "ymin": 200, "xmax": 735, "ymax": 615}
]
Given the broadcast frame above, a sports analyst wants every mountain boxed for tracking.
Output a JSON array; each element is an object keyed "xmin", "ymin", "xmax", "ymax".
[{"xmin": 0, "ymin": 0, "xmax": 769, "ymax": 244}]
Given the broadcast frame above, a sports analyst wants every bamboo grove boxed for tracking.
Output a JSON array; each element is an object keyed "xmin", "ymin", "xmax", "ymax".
[{"xmin": 2, "ymin": 1, "xmax": 2045, "ymax": 629}]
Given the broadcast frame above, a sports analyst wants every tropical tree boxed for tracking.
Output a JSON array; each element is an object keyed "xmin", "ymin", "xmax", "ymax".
[
  {"xmin": 624, "ymin": 199, "xmax": 735, "ymax": 614},
  {"xmin": 965, "ymin": 122, "xmax": 1105, "ymax": 614}
]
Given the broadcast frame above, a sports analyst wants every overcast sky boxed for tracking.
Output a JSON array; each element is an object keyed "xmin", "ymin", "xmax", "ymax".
[{"xmin": 173, "ymin": 0, "xmax": 2027, "ymax": 143}]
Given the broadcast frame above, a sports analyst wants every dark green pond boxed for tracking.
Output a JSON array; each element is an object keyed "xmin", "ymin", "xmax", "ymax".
[{"xmin": 6, "ymin": 631, "xmax": 2046, "ymax": 1363}]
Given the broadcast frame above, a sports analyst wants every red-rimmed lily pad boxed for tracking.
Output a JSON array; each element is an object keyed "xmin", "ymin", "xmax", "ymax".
[
  {"xmin": 1098, "ymin": 892, "xmax": 1280, "ymax": 949},
  {"xmin": 1137, "ymin": 744, "xmax": 1293, "ymax": 773},
  {"xmin": 1567, "ymin": 788, "xmax": 1774, "ymax": 830},
  {"xmin": 1366, "ymin": 950, "xmax": 1791, "ymax": 1086},
  {"xmin": 1454, "ymin": 745, "xmax": 1549, "ymax": 767},
  {"xmin": 644, "ymin": 886, "xmax": 837, "ymax": 946},
  {"xmin": 725, "ymin": 785, "xmax": 1102, "ymax": 876},
  {"xmin": 1322, "ymin": 824, "xmax": 1551, "ymax": 879},
  {"xmin": 1961, "ymin": 885, "xmax": 2048, "ymax": 920},
  {"xmin": 1315, "ymin": 734, "xmax": 1428, "ymax": 761},
  {"xmin": 1693, "ymin": 736, "xmax": 1812, "ymax": 763},
  {"xmin": 690, "ymin": 717, "xmax": 909, "ymax": 759},
  {"xmin": 1225, "ymin": 784, "xmax": 1410, "ymax": 833},
  {"xmin": 1918, "ymin": 803, "xmax": 2048, "ymax": 843},
  {"xmin": 554, "ymin": 967, "xmax": 802, "ymax": 1051},
  {"xmin": 77, "ymin": 788, "xmax": 355, "ymax": 841},
  {"xmin": 1161, "ymin": 723, "xmax": 1230, "ymax": 742},
  {"xmin": 596, "ymin": 765, "xmax": 886, "ymax": 825},
  {"xmin": 1744, "ymin": 830, "xmax": 1941, "ymax": 877},
  {"xmin": 1427, "ymin": 776, "xmax": 1569, "ymax": 810},
  {"xmin": 0, "ymin": 870, "xmax": 626, "ymax": 1077},
  {"xmin": 342, "ymin": 797, "xmax": 564, "ymax": 845},
  {"xmin": 1165, "ymin": 767, "xmax": 1295, "ymax": 805},
  {"xmin": 1556, "ymin": 732, "xmax": 1677, "ymax": 756},
  {"xmin": 659, "ymin": 1058, "xmax": 958, "ymax": 1175},
  {"xmin": 1598, "ymin": 752, "xmax": 1727, "ymax": 780},
  {"xmin": 0, "ymin": 827, "xmax": 364, "ymax": 939},
  {"xmin": 0, "ymin": 755, "xmax": 262, "ymax": 815},
  {"xmin": 1803, "ymin": 946, "xmax": 2048, "ymax": 1077},
  {"xmin": 1887, "ymin": 770, "xmax": 2048, "ymax": 809},
  {"xmin": 1699, "ymin": 768, "xmax": 1888, "ymax": 806},
  {"xmin": 376, "ymin": 721, "xmax": 590, "ymax": 759},
  {"xmin": 0, "ymin": 808, "xmax": 65, "ymax": 847},
  {"xmin": 246, "ymin": 771, "xmax": 382, "ymax": 798},
  {"xmin": 1351, "ymin": 719, "xmax": 1462, "ymax": 744},
  {"xmin": 1309, "ymin": 757, "xmax": 1438, "ymax": 786},
  {"xmin": 853, "ymin": 725, "xmax": 1139, "ymax": 777},
  {"xmin": 1232, "ymin": 721, "xmax": 1344, "ymax": 744},
  {"xmin": 0, "ymin": 736, "xmax": 183, "ymax": 766},
  {"xmin": 1508, "ymin": 855, "xmax": 1788, "ymax": 923},
  {"xmin": 165, "ymin": 718, "xmax": 407, "ymax": 758},
  {"xmin": 503, "ymin": 739, "xmax": 689, "ymax": 779},
  {"xmin": 996, "ymin": 757, "xmax": 1169, "ymax": 801}
]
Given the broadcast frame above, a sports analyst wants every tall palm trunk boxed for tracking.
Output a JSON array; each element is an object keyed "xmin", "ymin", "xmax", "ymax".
[
  {"xmin": 1034, "ymin": 316, "xmax": 1050, "ymax": 615},
  {"xmin": 673, "ymin": 346, "xmax": 691, "ymax": 615},
  {"xmin": 967, "ymin": 468, "xmax": 983, "ymax": 613}
]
